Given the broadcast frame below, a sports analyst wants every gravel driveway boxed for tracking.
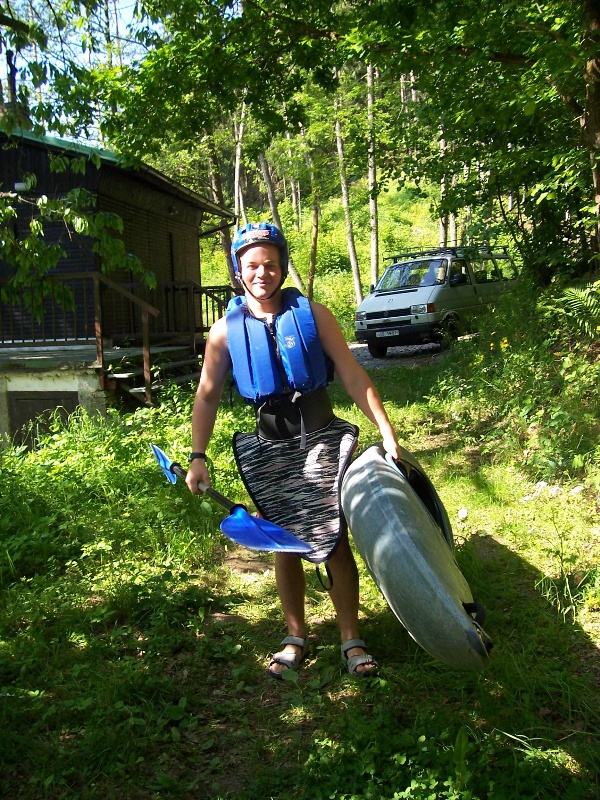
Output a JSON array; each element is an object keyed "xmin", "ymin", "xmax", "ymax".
[{"xmin": 349, "ymin": 341, "xmax": 446, "ymax": 369}]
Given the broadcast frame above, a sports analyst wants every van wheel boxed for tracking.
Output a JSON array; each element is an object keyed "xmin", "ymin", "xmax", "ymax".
[
  {"xmin": 367, "ymin": 342, "xmax": 388, "ymax": 358},
  {"xmin": 438, "ymin": 318, "xmax": 460, "ymax": 350}
]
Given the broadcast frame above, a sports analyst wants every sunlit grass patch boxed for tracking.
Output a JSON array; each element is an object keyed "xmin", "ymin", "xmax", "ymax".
[{"xmin": 1, "ymin": 306, "xmax": 600, "ymax": 798}]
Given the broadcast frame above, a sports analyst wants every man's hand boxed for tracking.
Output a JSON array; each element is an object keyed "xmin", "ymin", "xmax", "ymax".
[{"xmin": 185, "ymin": 459, "xmax": 211, "ymax": 494}]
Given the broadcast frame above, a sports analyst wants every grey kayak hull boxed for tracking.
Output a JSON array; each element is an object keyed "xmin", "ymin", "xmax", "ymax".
[{"xmin": 341, "ymin": 444, "xmax": 491, "ymax": 671}]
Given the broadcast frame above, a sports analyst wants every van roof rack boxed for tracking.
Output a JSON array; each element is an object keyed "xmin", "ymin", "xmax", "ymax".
[{"xmin": 385, "ymin": 244, "xmax": 509, "ymax": 262}]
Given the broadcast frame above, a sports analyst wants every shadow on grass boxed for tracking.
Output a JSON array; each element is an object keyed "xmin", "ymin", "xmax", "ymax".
[
  {"xmin": 208, "ymin": 535, "xmax": 600, "ymax": 800},
  {"xmin": 224, "ymin": 536, "xmax": 598, "ymax": 800},
  {"xmin": 1, "ymin": 534, "xmax": 598, "ymax": 799}
]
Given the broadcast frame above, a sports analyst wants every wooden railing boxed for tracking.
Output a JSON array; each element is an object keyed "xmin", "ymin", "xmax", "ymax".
[
  {"xmin": 119, "ymin": 281, "xmax": 235, "ymax": 348},
  {"xmin": 94, "ymin": 274, "xmax": 160, "ymax": 404},
  {"xmin": 0, "ymin": 272, "xmax": 236, "ymax": 403}
]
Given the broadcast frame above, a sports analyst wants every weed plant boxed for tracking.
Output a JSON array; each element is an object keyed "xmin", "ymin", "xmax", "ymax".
[
  {"xmin": 430, "ymin": 279, "xmax": 600, "ymax": 482},
  {"xmin": 1, "ymin": 291, "xmax": 599, "ymax": 798}
]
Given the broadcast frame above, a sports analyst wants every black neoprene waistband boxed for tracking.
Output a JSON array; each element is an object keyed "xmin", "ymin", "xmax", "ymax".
[{"xmin": 255, "ymin": 386, "xmax": 334, "ymax": 441}]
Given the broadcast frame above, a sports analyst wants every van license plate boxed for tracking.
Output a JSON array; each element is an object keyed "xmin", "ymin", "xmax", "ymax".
[{"xmin": 376, "ymin": 330, "xmax": 397, "ymax": 338}]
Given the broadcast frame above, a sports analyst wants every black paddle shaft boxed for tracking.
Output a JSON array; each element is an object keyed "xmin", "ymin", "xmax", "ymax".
[{"xmin": 170, "ymin": 462, "xmax": 237, "ymax": 513}]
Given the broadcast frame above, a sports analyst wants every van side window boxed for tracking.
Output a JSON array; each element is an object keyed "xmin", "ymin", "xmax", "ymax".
[
  {"xmin": 449, "ymin": 260, "xmax": 470, "ymax": 286},
  {"xmin": 482, "ymin": 258, "xmax": 501, "ymax": 282},
  {"xmin": 471, "ymin": 259, "xmax": 485, "ymax": 282},
  {"xmin": 492, "ymin": 257, "xmax": 517, "ymax": 281},
  {"xmin": 471, "ymin": 257, "xmax": 499, "ymax": 282}
]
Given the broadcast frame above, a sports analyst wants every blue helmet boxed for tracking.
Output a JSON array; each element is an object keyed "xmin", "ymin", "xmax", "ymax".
[{"xmin": 231, "ymin": 222, "xmax": 289, "ymax": 283}]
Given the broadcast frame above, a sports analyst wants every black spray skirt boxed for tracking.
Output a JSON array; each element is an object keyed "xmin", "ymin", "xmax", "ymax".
[{"xmin": 232, "ymin": 417, "xmax": 359, "ymax": 563}]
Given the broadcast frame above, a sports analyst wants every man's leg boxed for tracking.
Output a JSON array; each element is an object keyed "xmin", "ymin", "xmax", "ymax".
[
  {"xmin": 270, "ymin": 552, "xmax": 307, "ymax": 676},
  {"xmin": 327, "ymin": 533, "xmax": 377, "ymax": 674}
]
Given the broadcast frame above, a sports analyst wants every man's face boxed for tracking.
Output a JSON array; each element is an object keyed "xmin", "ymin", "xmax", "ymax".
[{"xmin": 239, "ymin": 244, "xmax": 283, "ymax": 299}]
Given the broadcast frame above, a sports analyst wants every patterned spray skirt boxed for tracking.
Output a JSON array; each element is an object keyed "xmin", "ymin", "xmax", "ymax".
[{"xmin": 232, "ymin": 418, "xmax": 359, "ymax": 563}]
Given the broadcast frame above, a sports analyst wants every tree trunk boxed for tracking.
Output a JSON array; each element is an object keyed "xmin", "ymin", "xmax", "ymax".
[
  {"xmin": 462, "ymin": 162, "xmax": 472, "ymax": 244},
  {"xmin": 286, "ymin": 130, "xmax": 301, "ymax": 228},
  {"xmin": 583, "ymin": 0, "xmax": 600, "ymax": 254},
  {"xmin": 367, "ymin": 63, "xmax": 379, "ymax": 287},
  {"xmin": 439, "ymin": 133, "xmax": 448, "ymax": 247},
  {"xmin": 258, "ymin": 152, "xmax": 305, "ymax": 292},
  {"xmin": 400, "ymin": 74, "xmax": 408, "ymax": 104},
  {"xmin": 449, "ymin": 212, "xmax": 457, "ymax": 247},
  {"xmin": 233, "ymin": 101, "xmax": 246, "ymax": 230},
  {"xmin": 307, "ymin": 200, "xmax": 319, "ymax": 301},
  {"xmin": 301, "ymin": 128, "xmax": 319, "ymax": 300},
  {"xmin": 206, "ymin": 132, "xmax": 235, "ymax": 286},
  {"xmin": 439, "ymin": 215, "xmax": 448, "ymax": 247},
  {"xmin": 238, "ymin": 186, "xmax": 248, "ymax": 227},
  {"xmin": 334, "ymin": 89, "xmax": 363, "ymax": 304},
  {"xmin": 410, "ymin": 71, "xmax": 418, "ymax": 102}
]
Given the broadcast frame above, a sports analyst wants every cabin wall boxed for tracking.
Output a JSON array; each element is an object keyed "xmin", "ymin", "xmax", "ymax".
[
  {"xmin": 2, "ymin": 139, "xmax": 209, "ymax": 343},
  {"xmin": 0, "ymin": 136, "xmax": 102, "ymax": 196},
  {"xmin": 1, "ymin": 139, "xmax": 205, "ymax": 288},
  {"xmin": 0, "ymin": 138, "xmax": 102, "ymax": 279},
  {"xmin": 0, "ymin": 133, "xmax": 230, "ymax": 442},
  {"xmin": 98, "ymin": 166, "xmax": 203, "ymax": 285},
  {"xmin": 0, "ymin": 139, "xmax": 101, "ymax": 340},
  {"xmin": 96, "ymin": 168, "xmax": 205, "ymax": 339}
]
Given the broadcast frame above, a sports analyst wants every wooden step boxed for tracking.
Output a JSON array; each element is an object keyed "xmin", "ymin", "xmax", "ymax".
[
  {"xmin": 152, "ymin": 358, "xmax": 201, "ymax": 371},
  {"xmin": 159, "ymin": 372, "xmax": 201, "ymax": 387},
  {"xmin": 110, "ymin": 369, "xmax": 145, "ymax": 379},
  {"xmin": 103, "ymin": 344, "xmax": 191, "ymax": 364},
  {"xmin": 128, "ymin": 372, "xmax": 200, "ymax": 395},
  {"xmin": 110, "ymin": 358, "xmax": 200, "ymax": 380}
]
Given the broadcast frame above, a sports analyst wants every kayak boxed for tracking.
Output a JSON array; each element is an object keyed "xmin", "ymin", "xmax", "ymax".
[{"xmin": 341, "ymin": 444, "xmax": 492, "ymax": 670}]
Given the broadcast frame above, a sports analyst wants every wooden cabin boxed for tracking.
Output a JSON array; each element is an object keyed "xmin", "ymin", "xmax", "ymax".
[{"xmin": 0, "ymin": 130, "xmax": 235, "ymax": 442}]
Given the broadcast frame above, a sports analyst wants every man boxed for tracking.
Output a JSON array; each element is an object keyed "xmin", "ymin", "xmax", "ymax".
[{"xmin": 186, "ymin": 222, "xmax": 399, "ymax": 678}]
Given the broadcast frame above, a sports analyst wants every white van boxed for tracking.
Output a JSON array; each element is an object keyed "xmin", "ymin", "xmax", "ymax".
[{"xmin": 354, "ymin": 245, "xmax": 518, "ymax": 357}]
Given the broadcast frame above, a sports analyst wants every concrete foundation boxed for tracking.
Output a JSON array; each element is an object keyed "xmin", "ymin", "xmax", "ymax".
[{"xmin": 0, "ymin": 347, "xmax": 108, "ymax": 444}]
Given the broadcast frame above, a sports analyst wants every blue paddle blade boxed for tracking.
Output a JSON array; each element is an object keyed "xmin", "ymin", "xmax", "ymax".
[
  {"xmin": 150, "ymin": 442, "xmax": 311, "ymax": 554},
  {"xmin": 150, "ymin": 443, "xmax": 177, "ymax": 484},
  {"xmin": 220, "ymin": 506, "xmax": 313, "ymax": 554}
]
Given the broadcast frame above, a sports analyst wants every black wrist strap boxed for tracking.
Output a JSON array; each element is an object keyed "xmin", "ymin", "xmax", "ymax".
[{"xmin": 188, "ymin": 452, "xmax": 207, "ymax": 462}]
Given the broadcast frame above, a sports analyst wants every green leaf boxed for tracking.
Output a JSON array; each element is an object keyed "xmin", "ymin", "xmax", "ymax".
[
  {"xmin": 281, "ymin": 668, "xmax": 299, "ymax": 683},
  {"xmin": 165, "ymin": 703, "xmax": 186, "ymax": 720}
]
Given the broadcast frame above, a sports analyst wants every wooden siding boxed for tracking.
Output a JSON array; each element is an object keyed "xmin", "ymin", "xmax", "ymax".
[
  {"xmin": 97, "ymin": 166, "xmax": 204, "ymax": 285},
  {"xmin": 1, "ymin": 133, "xmax": 232, "ymax": 345},
  {"xmin": 0, "ymin": 136, "xmax": 102, "ymax": 197},
  {"xmin": 0, "ymin": 138, "xmax": 102, "ymax": 283}
]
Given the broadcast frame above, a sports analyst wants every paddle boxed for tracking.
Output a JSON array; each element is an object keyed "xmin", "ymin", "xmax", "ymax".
[{"xmin": 150, "ymin": 443, "xmax": 312, "ymax": 554}]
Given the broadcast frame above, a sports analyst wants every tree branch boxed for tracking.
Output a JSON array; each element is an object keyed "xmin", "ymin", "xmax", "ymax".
[
  {"xmin": 240, "ymin": 0, "xmax": 340, "ymax": 43},
  {"xmin": 0, "ymin": 11, "xmax": 30, "ymax": 34}
]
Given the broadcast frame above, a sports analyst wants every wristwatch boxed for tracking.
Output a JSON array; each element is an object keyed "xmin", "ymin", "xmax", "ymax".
[{"xmin": 188, "ymin": 452, "xmax": 207, "ymax": 462}]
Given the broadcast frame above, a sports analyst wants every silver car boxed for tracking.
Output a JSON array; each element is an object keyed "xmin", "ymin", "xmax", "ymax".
[{"xmin": 355, "ymin": 245, "xmax": 518, "ymax": 357}]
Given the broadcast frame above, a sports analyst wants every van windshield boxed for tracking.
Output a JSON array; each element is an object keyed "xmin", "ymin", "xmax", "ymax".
[{"xmin": 376, "ymin": 259, "xmax": 447, "ymax": 291}]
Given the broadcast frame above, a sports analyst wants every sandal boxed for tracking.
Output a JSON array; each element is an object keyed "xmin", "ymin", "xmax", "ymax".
[
  {"xmin": 268, "ymin": 636, "xmax": 308, "ymax": 680},
  {"xmin": 341, "ymin": 639, "xmax": 378, "ymax": 678}
]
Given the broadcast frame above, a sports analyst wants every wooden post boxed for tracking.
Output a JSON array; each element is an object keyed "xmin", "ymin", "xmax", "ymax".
[
  {"xmin": 142, "ymin": 310, "xmax": 152, "ymax": 405},
  {"xmin": 94, "ymin": 275, "xmax": 106, "ymax": 388},
  {"xmin": 187, "ymin": 285, "xmax": 196, "ymax": 354}
]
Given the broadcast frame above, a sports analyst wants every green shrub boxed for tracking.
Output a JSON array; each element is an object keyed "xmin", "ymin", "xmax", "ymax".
[
  {"xmin": 547, "ymin": 278, "xmax": 600, "ymax": 340},
  {"xmin": 429, "ymin": 280, "xmax": 600, "ymax": 480}
]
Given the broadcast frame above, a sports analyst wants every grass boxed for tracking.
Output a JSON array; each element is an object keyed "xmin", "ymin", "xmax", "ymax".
[{"xmin": 1, "ymin": 346, "xmax": 599, "ymax": 798}]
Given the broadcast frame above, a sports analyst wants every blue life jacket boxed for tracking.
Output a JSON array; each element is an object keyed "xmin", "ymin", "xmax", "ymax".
[{"xmin": 226, "ymin": 288, "xmax": 334, "ymax": 404}]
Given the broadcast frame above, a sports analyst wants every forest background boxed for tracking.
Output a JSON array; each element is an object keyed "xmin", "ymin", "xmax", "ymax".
[{"xmin": 1, "ymin": 1, "xmax": 600, "ymax": 799}]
